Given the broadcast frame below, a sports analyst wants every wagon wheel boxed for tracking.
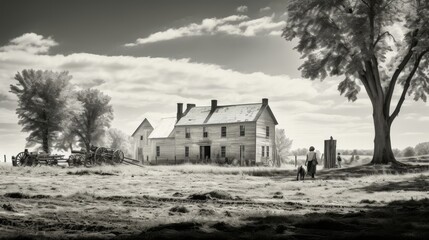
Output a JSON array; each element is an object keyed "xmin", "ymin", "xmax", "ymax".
[
  {"xmin": 67, "ymin": 155, "xmax": 75, "ymax": 166},
  {"xmin": 68, "ymin": 155, "xmax": 80, "ymax": 167},
  {"xmin": 25, "ymin": 154, "xmax": 36, "ymax": 166},
  {"xmin": 266, "ymin": 159, "xmax": 274, "ymax": 167},
  {"xmin": 15, "ymin": 152, "xmax": 26, "ymax": 166},
  {"xmin": 112, "ymin": 150, "xmax": 124, "ymax": 164},
  {"xmin": 76, "ymin": 154, "xmax": 85, "ymax": 166},
  {"xmin": 94, "ymin": 147, "xmax": 106, "ymax": 165},
  {"xmin": 30, "ymin": 155, "xmax": 39, "ymax": 166}
]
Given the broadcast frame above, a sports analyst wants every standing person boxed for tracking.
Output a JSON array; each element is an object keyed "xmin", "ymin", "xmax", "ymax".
[
  {"xmin": 305, "ymin": 146, "xmax": 318, "ymax": 178},
  {"xmin": 337, "ymin": 152, "xmax": 342, "ymax": 168}
]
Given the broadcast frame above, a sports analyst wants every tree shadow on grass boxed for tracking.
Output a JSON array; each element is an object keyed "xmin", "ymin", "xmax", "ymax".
[
  {"xmin": 356, "ymin": 175, "xmax": 429, "ymax": 193},
  {"xmin": 120, "ymin": 198, "xmax": 429, "ymax": 240}
]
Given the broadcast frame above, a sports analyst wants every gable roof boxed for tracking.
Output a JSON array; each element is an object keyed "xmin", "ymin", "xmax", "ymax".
[
  {"xmin": 148, "ymin": 117, "xmax": 176, "ymax": 139},
  {"xmin": 176, "ymin": 103, "xmax": 278, "ymax": 126},
  {"xmin": 131, "ymin": 118, "xmax": 153, "ymax": 137}
]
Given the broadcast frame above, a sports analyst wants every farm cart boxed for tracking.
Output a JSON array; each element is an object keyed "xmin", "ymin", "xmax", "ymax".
[
  {"xmin": 68, "ymin": 145, "xmax": 125, "ymax": 166},
  {"xmin": 14, "ymin": 149, "xmax": 67, "ymax": 166}
]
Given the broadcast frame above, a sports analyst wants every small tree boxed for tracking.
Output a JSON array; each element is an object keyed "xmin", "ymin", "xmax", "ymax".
[
  {"xmin": 291, "ymin": 148, "xmax": 309, "ymax": 156},
  {"xmin": 414, "ymin": 142, "xmax": 429, "ymax": 155},
  {"xmin": 68, "ymin": 89, "xmax": 113, "ymax": 151},
  {"xmin": 283, "ymin": 0, "xmax": 429, "ymax": 164},
  {"xmin": 275, "ymin": 128, "xmax": 293, "ymax": 166},
  {"xmin": 402, "ymin": 146, "xmax": 416, "ymax": 158},
  {"xmin": 10, "ymin": 69, "xmax": 76, "ymax": 153},
  {"xmin": 392, "ymin": 148, "xmax": 402, "ymax": 157},
  {"xmin": 105, "ymin": 128, "xmax": 134, "ymax": 157}
]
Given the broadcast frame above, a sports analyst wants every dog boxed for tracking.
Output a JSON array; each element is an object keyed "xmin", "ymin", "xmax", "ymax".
[{"xmin": 296, "ymin": 165, "xmax": 306, "ymax": 181}]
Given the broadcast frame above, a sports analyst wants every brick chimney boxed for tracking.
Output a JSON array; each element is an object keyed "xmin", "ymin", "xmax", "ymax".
[
  {"xmin": 177, "ymin": 103, "xmax": 183, "ymax": 122},
  {"xmin": 186, "ymin": 103, "xmax": 196, "ymax": 110},
  {"xmin": 211, "ymin": 99, "xmax": 217, "ymax": 111},
  {"xmin": 262, "ymin": 98, "xmax": 268, "ymax": 106},
  {"xmin": 185, "ymin": 103, "xmax": 196, "ymax": 114}
]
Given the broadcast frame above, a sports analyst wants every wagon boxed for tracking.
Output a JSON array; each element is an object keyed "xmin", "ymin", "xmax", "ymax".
[
  {"xmin": 68, "ymin": 145, "xmax": 125, "ymax": 166},
  {"xmin": 14, "ymin": 150, "xmax": 67, "ymax": 166}
]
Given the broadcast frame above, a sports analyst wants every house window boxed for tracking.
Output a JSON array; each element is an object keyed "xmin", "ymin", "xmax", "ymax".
[
  {"xmin": 185, "ymin": 146, "xmax": 189, "ymax": 157},
  {"xmin": 156, "ymin": 146, "xmax": 160, "ymax": 157},
  {"xmin": 221, "ymin": 126, "xmax": 227, "ymax": 137},
  {"xmin": 266, "ymin": 126, "xmax": 270, "ymax": 137},
  {"xmin": 240, "ymin": 125, "xmax": 245, "ymax": 136},
  {"xmin": 140, "ymin": 135, "xmax": 143, "ymax": 141},
  {"xmin": 185, "ymin": 127, "xmax": 190, "ymax": 138},
  {"xmin": 221, "ymin": 146, "xmax": 226, "ymax": 158},
  {"xmin": 203, "ymin": 127, "xmax": 208, "ymax": 138},
  {"xmin": 267, "ymin": 146, "xmax": 270, "ymax": 158},
  {"xmin": 262, "ymin": 146, "xmax": 265, "ymax": 157}
]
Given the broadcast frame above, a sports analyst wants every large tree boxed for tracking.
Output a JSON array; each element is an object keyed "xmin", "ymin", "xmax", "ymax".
[
  {"xmin": 283, "ymin": 0, "xmax": 429, "ymax": 164},
  {"xmin": 10, "ymin": 69, "xmax": 76, "ymax": 153},
  {"xmin": 68, "ymin": 89, "xmax": 114, "ymax": 151}
]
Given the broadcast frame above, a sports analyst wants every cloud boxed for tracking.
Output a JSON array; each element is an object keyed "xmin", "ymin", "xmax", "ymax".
[
  {"xmin": 236, "ymin": 5, "xmax": 248, "ymax": 13},
  {"xmin": 0, "ymin": 33, "xmax": 58, "ymax": 54},
  {"xmin": 418, "ymin": 116, "xmax": 429, "ymax": 121},
  {"xmin": 124, "ymin": 15, "xmax": 285, "ymax": 46},
  {"xmin": 77, "ymin": 78, "xmax": 106, "ymax": 89},
  {"xmin": 0, "ymin": 92, "xmax": 9, "ymax": 102},
  {"xmin": 269, "ymin": 30, "xmax": 283, "ymax": 36},
  {"xmin": 260, "ymin": 6, "xmax": 271, "ymax": 12}
]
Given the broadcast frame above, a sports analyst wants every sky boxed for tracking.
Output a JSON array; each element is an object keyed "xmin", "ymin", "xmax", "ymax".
[{"xmin": 0, "ymin": 0, "xmax": 428, "ymax": 158}]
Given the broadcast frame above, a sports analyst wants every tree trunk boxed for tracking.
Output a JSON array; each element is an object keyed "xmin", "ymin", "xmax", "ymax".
[
  {"xmin": 42, "ymin": 111, "xmax": 49, "ymax": 153},
  {"xmin": 42, "ymin": 130, "xmax": 49, "ymax": 153},
  {"xmin": 371, "ymin": 101, "xmax": 396, "ymax": 164}
]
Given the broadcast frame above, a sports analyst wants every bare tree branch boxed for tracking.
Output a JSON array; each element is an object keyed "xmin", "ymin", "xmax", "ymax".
[{"xmin": 373, "ymin": 31, "xmax": 396, "ymax": 47}]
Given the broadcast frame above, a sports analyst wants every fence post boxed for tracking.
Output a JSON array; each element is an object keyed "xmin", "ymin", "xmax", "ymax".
[
  {"xmin": 294, "ymin": 155, "xmax": 297, "ymax": 167},
  {"xmin": 156, "ymin": 156, "xmax": 157, "ymax": 165},
  {"xmin": 175, "ymin": 156, "xmax": 177, "ymax": 165},
  {"xmin": 4, "ymin": 155, "xmax": 6, "ymax": 163}
]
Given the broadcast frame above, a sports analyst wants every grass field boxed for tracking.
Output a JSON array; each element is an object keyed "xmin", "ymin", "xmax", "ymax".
[{"xmin": 1, "ymin": 161, "xmax": 429, "ymax": 239}]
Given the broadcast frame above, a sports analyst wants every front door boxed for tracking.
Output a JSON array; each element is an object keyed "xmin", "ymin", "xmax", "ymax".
[
  {"xmin": 204, "ymin": 146, "xmax": 211, "ymax": 161},
  {"xmin": 199, "ymin": 146, "xmax": 211, "ymax": 163}
]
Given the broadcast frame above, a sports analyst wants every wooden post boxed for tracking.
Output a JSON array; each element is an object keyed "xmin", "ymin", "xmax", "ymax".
[
  {"xmin": 324, "ymin": 136, "xmax": 337, "ymax": 169},
  {"xmin": 4, "ymin": 155, "xmax": 6, "ymax": 163},
  {"xmin": 156, "ymin": 156, "xmax": 157, "ymax": 165},
  {"xmin": 175, "ymin": 156, "xmax": 177, "ymax": 165},
  {"xmin": 294, "ymin": 155, "xmax": 297, "ymax": 167}
]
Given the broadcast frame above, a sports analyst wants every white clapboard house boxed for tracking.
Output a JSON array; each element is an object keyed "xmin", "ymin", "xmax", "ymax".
[{"xmin": 132, "ymin": 98, "xmax": 278, "ymax": 165}]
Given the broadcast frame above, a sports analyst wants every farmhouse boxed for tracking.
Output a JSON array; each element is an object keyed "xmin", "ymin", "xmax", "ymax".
[{"xmin": 132, "ymin": 99, "xmax": 278, "ymax": 165}]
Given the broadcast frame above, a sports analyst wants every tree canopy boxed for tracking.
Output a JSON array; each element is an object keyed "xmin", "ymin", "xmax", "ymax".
[
  {"xmin": 9, "ymin": 69, "xmax": 77, "ymax": 153},
  {"xmin": 106, "ymin": 128, "xmax": 134, "ymax": 157},
  {"xmin": 282, "ymin": 0, "xmax": 429, "ymax": 164},
  {"xmin": 68, "ymin": 88, "xmax": 114, "ymax": 150}
]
